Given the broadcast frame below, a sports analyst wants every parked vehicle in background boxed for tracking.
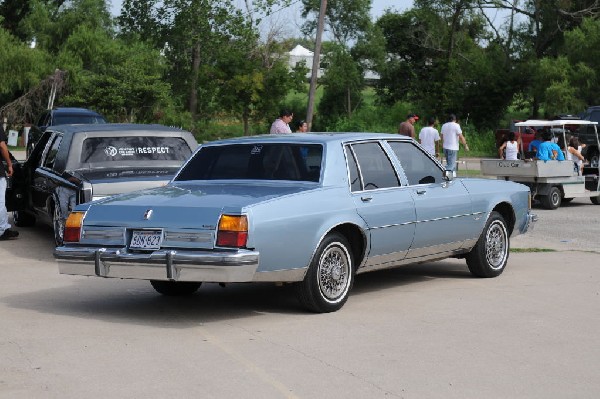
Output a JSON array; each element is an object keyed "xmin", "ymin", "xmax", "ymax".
[
  {"xmin": 55, "ymin": 133, "xmax": 535, "ymax": 313},
  {"xmin": 579, "ymin": 106, "xmax": 600, "ymax": 166},
  {"xmin": 495, "ymin": 120, "xmax": 536, "ymax": 155},
  {"xmin": 27, "ymin": 107, "xmax": 107, "ymax": 156},
  {"xmin": 7, "ymin": 124, "xmax": 198, "ymax": 245}
]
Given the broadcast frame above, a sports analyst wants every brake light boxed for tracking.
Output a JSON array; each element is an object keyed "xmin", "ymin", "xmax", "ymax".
[
  {"xmin": 64, "ymin": 212, "xmax": 84, "ymax": 243},
  {"xmin": 216, "ymin": 215, "xmax": 248, "ymax": 248}
]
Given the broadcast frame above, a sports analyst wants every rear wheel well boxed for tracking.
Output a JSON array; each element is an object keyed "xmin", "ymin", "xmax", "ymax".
[
  {"xmin": 329, "ymin": 223, "xmax": 366, "ymax": 269},
  {"xmin": 492, "ymin": 202, "xmax": 516, "ymax": 236}
]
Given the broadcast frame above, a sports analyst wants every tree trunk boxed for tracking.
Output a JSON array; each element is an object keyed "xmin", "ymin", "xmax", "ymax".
[
  {"xmin": 347, "ymin": 86, "xmax": 352, "ymax": 118},
  {"xmin": 189, "ymin": 40, "xmax": 201, "ymax": 121},
  {"xmin": 243, "ymin": 107, "xmax": 250, "ymax": 136}
]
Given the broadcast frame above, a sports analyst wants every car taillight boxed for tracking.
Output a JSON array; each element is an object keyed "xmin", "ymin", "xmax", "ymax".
[
  {"xmin": 216, "ymin": 215, "xmax": 248, "ymax": 248},
  {"xmin": 63, "ymin": 212, "xmax": 84, "ymax": 243}
]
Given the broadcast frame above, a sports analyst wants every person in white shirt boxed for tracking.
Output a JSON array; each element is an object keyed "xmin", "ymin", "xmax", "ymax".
[
  {"xmin": 441, "ymin": 114, "xmax": 469, "ymax": 174},
  {"xmin": 498, "ymin": 132, "xmax": 519, "ymax": 160},
  {"xmin": 418, "ymin": 116, "xmax": 440, "ymax": 157}
]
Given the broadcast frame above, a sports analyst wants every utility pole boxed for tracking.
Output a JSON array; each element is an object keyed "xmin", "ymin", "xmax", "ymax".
[{"xmin": 306, "ymin": 0, "xmax": 327, "ymax": 132}]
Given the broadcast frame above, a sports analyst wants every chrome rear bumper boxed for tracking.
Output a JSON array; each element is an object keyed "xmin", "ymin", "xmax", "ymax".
[
  {"xmin": 54, "ymin": 246, "xmax": 259, "ymax": 282},
  {"xmin": 524, "ymin": 212, "xmax": 538, "ymax": 233}
]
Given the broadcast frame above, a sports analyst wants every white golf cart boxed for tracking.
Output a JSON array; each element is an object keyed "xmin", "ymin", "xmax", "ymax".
[{"xmin": 480, "ymin": 119, "xmax": 600, "ymax": 209}]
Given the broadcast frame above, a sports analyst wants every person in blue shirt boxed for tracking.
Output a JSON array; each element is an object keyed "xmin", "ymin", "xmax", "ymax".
[
  {"xmin": 528, "ymin": 130, "xmax": 543, "ymax": 154},
  {"xmin": 536, "ymin": 131, "xmax": 565, "ymax": 161}
]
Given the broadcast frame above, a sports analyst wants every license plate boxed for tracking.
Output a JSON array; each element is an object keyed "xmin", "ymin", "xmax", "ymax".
[{"xmin": 130, "ymin": 230, "xmax": 163, "ymax": 250}]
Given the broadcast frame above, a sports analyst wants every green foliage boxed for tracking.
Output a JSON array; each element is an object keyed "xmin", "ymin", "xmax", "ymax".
[
  {"xmin": 301, "ymin": 0, "xmax": 372, "ymax": 45},
  {"xmin": 57, "ymin": 26, "xmax": 171, "ymax": 122},
  {"xmin": 0, "ymin": 27, "xmax": 51, "ymax": 98},
  {"xmin": 316, "ymin": 45, "xmax": 364, "ymax": 129}
]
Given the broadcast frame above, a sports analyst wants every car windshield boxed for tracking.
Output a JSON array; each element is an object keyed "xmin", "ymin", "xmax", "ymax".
[
  {"xmin": 80, "ymin": 136, "xmax": 192, "ymax": 164},
  {"xmin": 54, "ymin": 115, "xmax": 107, "ymax": 124},
  {"xmin": 176, "ymin": 143, "xmax": 323, "ymax": 182}
]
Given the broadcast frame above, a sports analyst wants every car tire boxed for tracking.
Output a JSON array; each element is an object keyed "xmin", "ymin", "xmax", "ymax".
[
  {"xmin": 296, "ymin": 232, "xmax": 354, "ymax": 313},
  {"xmin": 13, "ymin": 210, "xmax": 36, "ymax": 227},
  {"xmin": 466, "ymin": 211, "xmax": 509, "ymax": 278},
  {"xmin": 591, "ymin": 196, "xmax": 600, "ymax": 205},
  {"xmin": 150, "ymin": 280, "xmax": 201, "ymax": 296},
  {"xmin": 540, "ymin": 186, "xmax": 561, "ymax": 209},
  {"xmin": 53, "ymin": 205, "xmax": 65, "ymax": 246}
]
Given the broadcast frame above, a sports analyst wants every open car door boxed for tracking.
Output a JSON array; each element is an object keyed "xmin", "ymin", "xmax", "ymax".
[{"xmin": 3, "ymin": 152, "xmax": 27, "ymax": 212}]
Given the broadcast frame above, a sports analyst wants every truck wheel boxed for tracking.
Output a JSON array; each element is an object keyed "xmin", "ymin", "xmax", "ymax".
[
  {"xmin": 466, "ymin": 211, "xmax": 509, "ymax": 278},
  {"xmin": 540, "ymin": 186, "xmax": 561, "ymax": 209},
  {"xmin": 296, "ymin": 232, "xmax": 354, "ymax": 313},
  {"xmin": 588, "ymin": 151, "xmax": 599, "ymax": 168},
  {"xmin": 591, "ymin": 196, "xmax": 600, "ymax": 205},
  {"xmin": 150, "ymin": 280, "xmax": 201, "ymax": 296},
  {"xmin": 13, "ymin": 210, "xmax": 36, "ymax": 227}
]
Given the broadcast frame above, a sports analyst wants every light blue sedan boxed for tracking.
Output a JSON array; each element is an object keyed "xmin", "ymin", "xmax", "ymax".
[{"xmin": 55, "ymin": 133, "xmax": 536, "ymax": 312}]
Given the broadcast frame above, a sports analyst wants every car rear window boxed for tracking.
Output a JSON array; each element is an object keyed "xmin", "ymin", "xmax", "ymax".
[
  {"xmin": 176, "ymin": 143, "xmax": 323, "ymax": 182},
  {"xmin": 54, "ymin": 115, "xmax": 107, "ymax": 125},
  {"xmin": 81, "ymin": 136, "xmax": 192, "ymax": 163}
]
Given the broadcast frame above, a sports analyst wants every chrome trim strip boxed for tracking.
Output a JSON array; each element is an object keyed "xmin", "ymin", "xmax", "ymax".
[
  {"xmin": 357, "ymin": 248, "xmax": 470, "ymax": 274},
  {"xmin": 252, "ymin": 267, "xmax": 307, "ymax": 282},
  {"xmin": 368, "ymin": 212, "xmax": 485, "ymax": 230}
]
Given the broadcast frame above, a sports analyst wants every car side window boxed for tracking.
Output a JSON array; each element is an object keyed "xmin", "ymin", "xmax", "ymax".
[
  {"xmin": 344, "ymin": 146, "xmax": 362, "ymax": 191},
  {"xmin": 42, "ymin": 135, "xmax": 62, "ymax": 170},
  {"xmin": 387, "ymin": 141, "xmax": 442, "ymax": 185},
  {"xmin": 349, "ymin": 142, "xmax": 400, "ymax": 190}
]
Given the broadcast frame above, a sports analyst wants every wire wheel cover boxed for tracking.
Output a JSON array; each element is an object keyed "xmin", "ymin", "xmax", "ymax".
[
  {"xmin": 485, "ymin": 221, "xmax": 508, "ymax": 269},
  {"xmin": 318, "ymin": 244, "xmax": 351, "ymax": 302}
]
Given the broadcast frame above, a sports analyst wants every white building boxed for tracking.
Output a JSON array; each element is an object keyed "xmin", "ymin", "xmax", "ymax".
[
  {"xmin": 287, "ymin": 44, "xmax": 379, "ymax": 81},
  {"xmin": 287, "ymin": 44, "xmax": 324, "ymax": 78}
]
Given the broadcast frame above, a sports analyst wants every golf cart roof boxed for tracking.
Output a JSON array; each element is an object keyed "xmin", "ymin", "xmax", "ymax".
[{"xmin": 515, "ymin": 119, "xmax": 598, "ymax": 127}]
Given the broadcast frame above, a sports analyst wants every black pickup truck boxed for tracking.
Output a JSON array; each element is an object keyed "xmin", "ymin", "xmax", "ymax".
[
  {"xmin": 579, "ymin": 106, "xmax": 600, "ymax": 166},
  {"xmin": 7, "ymin": 124, "xmax": 198, "ymax": 245}
]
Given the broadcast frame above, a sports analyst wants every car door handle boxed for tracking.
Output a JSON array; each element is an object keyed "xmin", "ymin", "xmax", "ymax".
[
  {"xmin": 361, "ymin": 196, "xmax": 373, "ymax": 202},
  {"xmin": 416, "ymin": 189, "xmax": 427, "ymax": 195}
]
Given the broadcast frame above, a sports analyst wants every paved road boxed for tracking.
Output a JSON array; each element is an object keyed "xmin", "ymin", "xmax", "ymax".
[{"xmin": 1, "ymin": 208, "xmax": 599, "ymax": 398}]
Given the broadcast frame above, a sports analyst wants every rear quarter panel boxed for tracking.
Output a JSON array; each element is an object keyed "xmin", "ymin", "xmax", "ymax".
[
  {"xmin": 246, "ymin": 185, "xmax": 366, "ymax": 274},
  {"xmin": 460, "ymin": 178, "xmax": 531, "ymax": 236}
]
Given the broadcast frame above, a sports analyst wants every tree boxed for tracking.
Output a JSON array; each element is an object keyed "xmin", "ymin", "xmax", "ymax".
[
  {"xmin": 301, "ymin": 0, "xmax": 371, "ymax": 45},
  {"xmin": 0, "ymin": 26, "xmax": 52, "ymax": 105},
  {"xmin": 564, "ymin": 17, "xmax": 600, "ymax": 107},
  {"xmin": 119, "ymin": 0, "xmax": 293, "ymax": 123},
  {"xmin": 57, "ymin": 26, "xmax": 172, "ymax": 122},
  {"xmin": 317, "ymin": 45, "xmax": 364, "ymax": 128}
]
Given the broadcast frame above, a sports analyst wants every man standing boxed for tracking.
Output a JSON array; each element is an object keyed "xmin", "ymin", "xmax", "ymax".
[
  {"xmin": 398, "ymin": 113, "xmax": 419, "ymax": 138},
  {"xmin": 269, "ymin": 109, "xmax": 293, "ymax": 134},
  {"xmin": 1, "ymin": 125, "xmax": 19, "ymax": 240},
  {"xmin": 418, "ymin": 116, "xmax": 440, "ymax": 157},
  {"xmin": 441, "ymin": 114, "xmax": 469, "ymax": 174}
]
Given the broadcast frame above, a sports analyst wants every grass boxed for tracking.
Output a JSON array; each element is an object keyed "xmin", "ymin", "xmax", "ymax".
[{"xmin": 510, "ymin": 248, "xmax": 556, "ymax": 253}]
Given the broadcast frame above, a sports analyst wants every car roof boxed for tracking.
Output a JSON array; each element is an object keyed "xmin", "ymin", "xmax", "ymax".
[
  {"xmin": 206, "ymin": 132, "xmax": 412, "ymax": 146},
  {"xmin": 47, "ymin": 123, "xmax": 189, "ymax": 136},
  {"xmin": 51, "ymin": 107, "xmax": 104, "ymax": 116}
]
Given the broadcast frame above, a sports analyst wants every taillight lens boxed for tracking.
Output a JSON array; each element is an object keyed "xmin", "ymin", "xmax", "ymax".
[
  {"xmin": 216, "ymin": 215, "xmax": 248, "ymax": 248},
  {"xmin": 63, "ymin": 212, "xmax": 84, "ymax": 243}
]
